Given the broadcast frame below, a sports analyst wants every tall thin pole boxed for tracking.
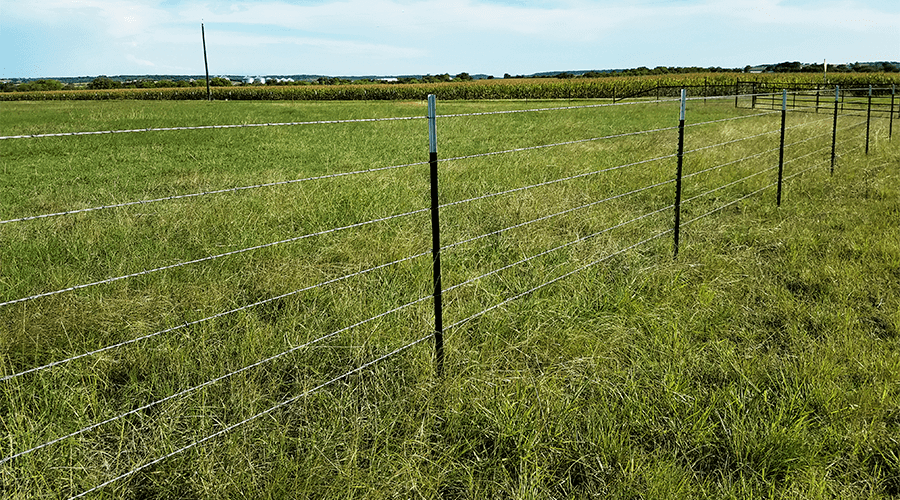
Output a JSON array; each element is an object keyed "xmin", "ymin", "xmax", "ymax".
[
  {"xmin": 890, "ymin": 85, "xmax": 895, "ymax": 140},
  {"xmin": 777, "ymin": 90, "xmax": 787, "ymax": 206},
  {"xmin": 831, "ymin": 86, "xmax": 839, "ymax": 176},
  {"xmin": 427, "ymin": 95, "xmax": 444, "ymax": 377},
  {"xmin": 865, "ymin": 85, "xmax": 872, "ymax": 154},
  {"xmin": 202, "ymin": 23, "xmax": 211, "ymax": 101},
  {"xmin": 673, "ymin": 89, "xmax": 686, "ymax": 259}
]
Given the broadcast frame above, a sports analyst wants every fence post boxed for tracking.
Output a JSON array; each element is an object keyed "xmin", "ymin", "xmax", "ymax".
[
  {"xmin": 831, "ymin": 86, "xmax": 839, "ymax": 176},
  {"xmin": 890, "ymin": 84, "xmax": 895, "ymax": 140},
  {"xmin": 735, "ymin": 79, "xmax": 739, "ymax": 108},
  {"xmin": 752, "ymin": 83, "xmax": 757, "ymax": 109},
  {"xmin": 427, "ymin": 94, "xmax": 444, "ymax": 376},
  {"xmin": 777, "ymin": 90, "xmax": 787, "ymax": 207},
  {"xmin": 673, "ymin": 89, "xmax": 686, "ymax": 259},
  {"xmin": 865, "ymin": 85, "xmax": 872, "ymax": 154}
]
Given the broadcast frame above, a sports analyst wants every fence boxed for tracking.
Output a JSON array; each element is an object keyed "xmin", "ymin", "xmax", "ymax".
[{"xmin": 0, "ymin": 87, "xmax": 896, "ymax": 497}]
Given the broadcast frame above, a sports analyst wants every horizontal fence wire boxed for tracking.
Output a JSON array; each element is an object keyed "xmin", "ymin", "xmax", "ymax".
[
  {"xmin": 440, "ymin": 154, "xmax": 675, "ymax": 210},
  {"xmin": 444, "ymin": 203, "xmax": 674, "ymax": 295},
  {"xmin": 0, "ymin": 250, "xmax": 430, "ymax": 382},
  {"xmin": 445, "ymin": 228, "xmax": 674, "ymax": 333},
  {"xmin": 0, "ymin": 160, "xmax": 429, "ymax": 225},
  {"xmin": 0, "ymin": 293, "xmax": 433, "ymax": 466},
  {"xmin": 66, "ymin": 332, "xmax": 435, "ymax": 500},
  {"xmin": 437, "ymin": 126, "xmax": 679, "ymax": 165},
  {"xmin": 686, "ymin": 110, "xmax": 780, "ymax": 128},
  {"xmin": 682, "ymin": 157, "xmax": 831, "ymax": 227},
  {"xmin": 683, "ymin": 128, "xmax": 780, "ymax": 155},
  {"xmin": 683, "ymin": 166, "xmax": 779, "ymax": 205},
  {"xmin": 683, "ymin": 146, "xmax": 779, "ymax": 180},
  {"xmin": 443, "ymin": 177, "xmax": 676, "ymax": 252},
  {"xmin": 0, "ymin": 115, "xmax": 426, "ymax": 141},
  {"xmin": 0, "ymin": 207, "xmax": 429, "ymax": 308},
  {"xmin": 1, "ymin": 96, "xmax": 682, "ymax": 142}
]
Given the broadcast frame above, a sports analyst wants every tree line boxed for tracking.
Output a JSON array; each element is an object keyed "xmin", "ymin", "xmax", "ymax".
[{"xmin": 3, "ymin": 62, "xmax": 897, "ymax": 93}]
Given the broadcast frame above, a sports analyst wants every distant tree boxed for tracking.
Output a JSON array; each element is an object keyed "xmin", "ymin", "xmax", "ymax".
[
  {"xmin": 87, "ymin": 76, "xmax": 119, "ymax": 90},
  {"xmin": 454, "ymin": 72, "xmax": 473, "ymax": 81},
  {"xmin": 503, "ymin": 73, "xmax": 512, "ymax": 79},
  {"xmin": 17, "ymin": 79, "xmax": 65, "ymax": 92},
  {"xmin": 209, "ymin": 77, "xmax": 232, "ymax": 86}
]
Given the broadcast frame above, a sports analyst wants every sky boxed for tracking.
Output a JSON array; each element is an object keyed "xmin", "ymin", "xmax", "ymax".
[{"xmin": 2, "ymin": 0, "xmax": 899, "ymax": 79}]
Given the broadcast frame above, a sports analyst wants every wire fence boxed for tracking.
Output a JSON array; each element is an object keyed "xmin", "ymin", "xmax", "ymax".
[{"xmin": 0, "ymin": 86, "xmax": 896, "ymax": 498}]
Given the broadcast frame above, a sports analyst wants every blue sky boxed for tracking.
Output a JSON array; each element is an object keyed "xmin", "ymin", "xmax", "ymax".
[{"xmin": 2, "ymin": 0, "xmax": 899, "ymax": 78}]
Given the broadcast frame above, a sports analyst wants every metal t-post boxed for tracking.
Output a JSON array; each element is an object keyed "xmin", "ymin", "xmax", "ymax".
[
  {"xmin": 777, "ymin": 90, "xmax": 787, "ymax": 206},
  {"xmin": 673, "ymin": 89, "xmax": 686, "ymax": 259},
  {"xmin": 831, "ymin": 86, "xmax": 839, "ymax": 176},
  {"xmin": 427, "ymin": 95, "xmax": 444, "ymax": 376},
  {"xmin": 865, "ymin": 85, "xmax": 872, "ymax": 154}
]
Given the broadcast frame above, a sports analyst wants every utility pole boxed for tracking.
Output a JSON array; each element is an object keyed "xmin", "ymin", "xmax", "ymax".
[{"xmin": 202, "ymin": 23, "xmax": 211, "ymax": 101}]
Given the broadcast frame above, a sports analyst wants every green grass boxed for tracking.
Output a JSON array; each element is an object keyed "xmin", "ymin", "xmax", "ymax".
[{"xmin": 0, "ymin": 97, "xmax": 898, "ymax": 499}]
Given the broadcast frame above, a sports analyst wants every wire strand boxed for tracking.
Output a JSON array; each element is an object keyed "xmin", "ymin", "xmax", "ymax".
[
  {"xmin": 67, "ymin": 332, "xmax": 434, "ymax": 500},
  {"xmin": 437, "ymin": 126, "xmax": 679, "ymax": 165},
  {"xmin": 440, "ymin": 154, "xmax": 675, "ymax": 210},
  {"xmin": 0, "ymin": 161, "xmax": 429, "ymax": 225},
  {"xmin": 442, "ymin": 178, "xmax": 675, "ymax": 252},
  {"xmin": 0, "ymin": 294, "xmax": 432, "ymax": 466},
  {"xmin": 0, "ymin": 207, "xmax": 428, "ymax": 308},
  {"xmin": 0, "ymin": 250, "xmax": 430, "ymax": 382},
  {"xmin": 443, "ymin": 204, "xmax": 673, "ymax": 295},
  {"xmin": 0, "ymin": 115, "xmax": 426, "ymax": 141},
  {"xmin": 444, "ymin": 229, "xmax": 672, "ymax": 332}
]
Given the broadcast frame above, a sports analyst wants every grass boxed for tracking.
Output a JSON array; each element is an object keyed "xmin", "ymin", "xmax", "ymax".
[{"xmin": 0, "ymin": 96, "xmax": 898, "ymax": 499}]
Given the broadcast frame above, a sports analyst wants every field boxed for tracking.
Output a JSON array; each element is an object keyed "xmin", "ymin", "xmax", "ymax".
[
  {"xmin": 1, "ymin": 94, "xmax": 899, "ymax": 498},
  {"xmin": 2, "ymin": 72, "xmax": 899, "ymax": 102}
]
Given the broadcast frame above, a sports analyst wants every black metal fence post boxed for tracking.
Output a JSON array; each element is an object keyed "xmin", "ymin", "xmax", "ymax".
[
  {"xmin": 831, "ymin": 86, "xmax": 839, "ymax": 176},
  {"xmin": 673, "ymin": 89, "xmax": 686, "ymax": 259},
  {"xmin": 752, "ymin": 83, "xmax": 757, "ymax": 109},
  {"xmin": 735, "ymin": 79, "xmax": 739, "ymax": 108},
  {"xmin": 427, "ymin": 95, "xmax": 444, "ymax": 376},
  {"xmin": 891, "ymin": 85, "xmax": 895, "ymax": 140},
  {"xmin": 865, "ymin": 85, "xmax": 872, "ymax": 154},
  {"xmin": 777, "ymin": 90, "xmax": 787, "ymax": 207}
]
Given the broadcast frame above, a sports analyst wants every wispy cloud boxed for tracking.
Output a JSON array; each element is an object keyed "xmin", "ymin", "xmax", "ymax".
[{"xmin": 2, "ymin": 0, "xmax": 898, "ymax": 78}]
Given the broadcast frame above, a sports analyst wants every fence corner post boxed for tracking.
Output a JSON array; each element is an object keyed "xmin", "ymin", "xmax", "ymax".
[{"xmin": 427, "ymin": 95, "xmax": 444, "ymax": 377}]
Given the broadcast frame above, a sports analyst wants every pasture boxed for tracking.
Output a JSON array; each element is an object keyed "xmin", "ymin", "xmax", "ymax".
[{"xmin": 1, "ymin": 95, "xmax": 899, "ymax": 498}]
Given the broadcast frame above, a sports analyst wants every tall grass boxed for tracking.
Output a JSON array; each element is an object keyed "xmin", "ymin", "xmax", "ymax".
[{"xmin": 0, "ymin": 97, "xmax": 898, "ymax": 498}]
